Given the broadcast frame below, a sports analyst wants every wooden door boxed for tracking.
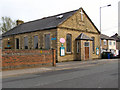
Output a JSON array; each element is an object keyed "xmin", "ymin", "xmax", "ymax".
[{"xmin": 85, "ymin": 47, "xmax": 89, "ymax": 60}]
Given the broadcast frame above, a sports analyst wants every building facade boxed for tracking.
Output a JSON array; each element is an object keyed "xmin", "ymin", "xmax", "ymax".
[
  {"xmin": 111, "ymin": 33, "xmax": 120, "ymax": 56},
  {"xmin": 101, "ymin": 34, "xmax": 117, "ymax": 56},
  {"xmin": 2, "ymin": 8, "xmax": 100, "ymax": 62}
]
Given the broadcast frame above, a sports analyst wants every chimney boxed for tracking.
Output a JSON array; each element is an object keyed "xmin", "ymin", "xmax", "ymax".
[{"xmin": 16, "ymin": 20, "xmax": 24, "ymax": 25}]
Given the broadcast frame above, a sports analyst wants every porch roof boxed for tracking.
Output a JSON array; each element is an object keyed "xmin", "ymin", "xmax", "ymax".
[{"xmin": 76, "ymin": 33, "xmax": 93, "ymax": 41}]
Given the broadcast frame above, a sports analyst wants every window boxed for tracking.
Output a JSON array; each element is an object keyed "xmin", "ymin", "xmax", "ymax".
[
  {"xmin": 114, "ymin": 42, "xmax": 116, "ymax": 46},
  {"xmin": 103, "ymin": 40, "xmax": 107, "ymax": 45},
  {"xmin": 34, "ymin": 36, "xmax": 38, "ymax": 49},
  {"xmin": 66, "ymin": 34, "xmax": 72, "ymax": 52},
  {"xmin": 77, "ymin": 41, "xmax": 80, "ymax": 53},
  {"xmin": 45, "ymin": 34, "xmax": 50, "ymax": 49},
  {"xmin": 24, "ymin": 37, "xmax": 28, "ymax": 49},
  {"xmin": 109, "ymin": 40, "xmax": 112, "ymax": 45},
  {"xmin": 91, "ymin": 37, "xmax": 95, "ymax": 53},
  {"xmin": 84, "ymin": 42, "xmax": 89, "ymax": 47},
  {"xmin": 16, "ymin": 38, "xmax": 19, "ymax": 49}
]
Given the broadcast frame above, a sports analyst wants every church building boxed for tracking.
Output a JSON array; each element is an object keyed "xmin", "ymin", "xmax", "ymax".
[{"xmin": 2, "ymin": 8, "xmax": 100, "ymax": 62}]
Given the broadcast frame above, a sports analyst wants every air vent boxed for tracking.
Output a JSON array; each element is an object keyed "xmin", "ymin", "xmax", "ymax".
[{"xmin": 56, "ymin": 15, "xmax": 63, "ymax": 19}]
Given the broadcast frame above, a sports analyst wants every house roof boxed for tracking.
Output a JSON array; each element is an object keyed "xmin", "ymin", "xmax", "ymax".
[
  {"xmin": 2, "ymin": 9, "xmax": 78, "ymax": 37},
  {"xmin": 111, "ymin": 33, "xmax": 120, "ymax": 42},
  {"xmin": 2, "ymin": 8, "xmax": 100, "ymax": 37},
  {"xmin": 76, "ymin": 33, "xmax": 93, "ymax": 40},
  {"xmin": 100, "ymin": 34, "xmax": 115, "ymax": 40}
]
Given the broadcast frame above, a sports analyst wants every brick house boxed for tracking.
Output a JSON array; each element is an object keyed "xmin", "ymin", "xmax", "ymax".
[
  {"xmin": 2, "ymin": 8, "xmax": 100, "ymax": 62},
  {"xmin": 111, "ymin": 33, "xmax": 120, "ymax": 56},
  {"xmin": 100, "ymin": 34, "xmax": 117, "ymax": 56}
]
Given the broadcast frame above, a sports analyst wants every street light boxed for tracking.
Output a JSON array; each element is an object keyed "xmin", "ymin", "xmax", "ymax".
[
  {"xmin": 100, "ymin": 4, "xmax": 111, "ymax": 34},
  {"xmin": 100, "ymin": 4, "xmax": 111, "ymax": 56}
]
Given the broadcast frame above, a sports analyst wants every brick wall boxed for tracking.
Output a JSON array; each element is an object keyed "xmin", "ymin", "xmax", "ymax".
[{"xmin": 2, "ymin": 49, "xmax": 56, "ymax": 70}]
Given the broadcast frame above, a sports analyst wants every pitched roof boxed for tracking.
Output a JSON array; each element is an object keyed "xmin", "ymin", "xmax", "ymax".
[
  {"xmin": 76, "ymin": 33, "xmax": 93, "ymax": 40},
  {"xmin": 100, "ymin": 34, "xmax": 115, "ymax": 40},
  {"xmin": 2, "ymin": 9, "xmax": 78, "ymax": 37},
  {"xmin": 2, "ymin": 8, "xmax": 100, "ymax": 37},
  {"xmin": 111, "ymin": 33, "xmax": 120, "ymax": 41}
]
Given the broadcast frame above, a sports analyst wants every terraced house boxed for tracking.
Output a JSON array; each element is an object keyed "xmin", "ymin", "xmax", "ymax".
[
  {"xmin": 100, "ymin": 34, "xmax": 117, "ymax": 56},
  {"xmin": 2, "ymin": 8, "xmax": 100, "ymax": 62}
]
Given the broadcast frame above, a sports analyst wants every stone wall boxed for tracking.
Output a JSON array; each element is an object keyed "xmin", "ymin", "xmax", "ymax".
[
  {"xmin": 57, "ymin": 8, "xmax": 100, "ymax": 62},
  {"xmin": 2, "ymin": 29, "xmax": 57, "ymax": 50},
  {"xmin": 2, "ymin": 49, "xmax": 56, "ymax": 70},
  {"xmin": 57, "ymin": 28, "xmax": 100, "ymax": 62}
]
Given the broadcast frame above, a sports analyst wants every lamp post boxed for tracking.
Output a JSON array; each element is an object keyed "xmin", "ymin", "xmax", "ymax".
[{"xmin": 100, "ymin": 4, "xmax": 111, "ymax": 56}]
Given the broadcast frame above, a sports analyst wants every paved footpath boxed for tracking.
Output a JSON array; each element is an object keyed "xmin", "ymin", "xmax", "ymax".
[{"xmin": 1, "ymin": 59, "xmax": 119, "ymax": 78}]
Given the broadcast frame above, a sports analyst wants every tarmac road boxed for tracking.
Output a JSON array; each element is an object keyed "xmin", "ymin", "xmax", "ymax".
[{"xmin": 2, "ymin": 59, "xmax": 119, "ymax": 88}]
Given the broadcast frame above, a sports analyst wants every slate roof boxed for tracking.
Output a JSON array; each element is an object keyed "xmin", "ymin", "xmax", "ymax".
[
  {"xmin": 2, "ymin": 9, "xmax": 78, "ymax": 37},
  {"xmin": 111, "ymin": 33, "xmax": 120, "ymax": 42},
  {"xmin": 2, "ymin": 8, "xmax": 100, "ymax": 37},
  {"xmin": 100, "ymin": 34, "xmax": 115, "ymax": 40},
  {"xmin": 76, "ymin": 33, "xmax": 93, "ymax": 40}
]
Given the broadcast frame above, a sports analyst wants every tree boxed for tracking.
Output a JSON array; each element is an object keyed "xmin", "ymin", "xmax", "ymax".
[{"xmin": 0, "ymin": 16, "xmax": 16, "ymax": 33}]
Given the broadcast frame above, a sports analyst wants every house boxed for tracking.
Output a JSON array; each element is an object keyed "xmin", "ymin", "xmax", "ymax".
[
  {"xmin": 100, "ymin": 34, "xmax": 117, "ymax": 56},
  {"xmin": 111, "ymin": 33, "xmax": 120, "ymax": 56},
  {"xmin": 2, "ymin": 8, "xmax": 100, "ymax": 62}
]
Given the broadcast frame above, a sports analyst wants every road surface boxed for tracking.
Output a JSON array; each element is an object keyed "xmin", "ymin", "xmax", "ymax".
[{"xmin": 2, "ymin": 59, "xmax": 118, "ymax": 88}]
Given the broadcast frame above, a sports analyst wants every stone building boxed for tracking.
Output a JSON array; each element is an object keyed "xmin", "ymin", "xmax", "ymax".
[{"xmin": 2, "ymin": 8, "xmax": 100, "ymax": 62}]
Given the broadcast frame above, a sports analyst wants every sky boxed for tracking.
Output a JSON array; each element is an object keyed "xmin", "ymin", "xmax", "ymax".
[{"xmin": 0, "ymin": 0, "xmax": 119, "ymax": 36}]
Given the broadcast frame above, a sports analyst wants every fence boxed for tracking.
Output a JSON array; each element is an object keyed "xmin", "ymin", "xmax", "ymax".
[{"xmin": 2, "ymin": 49, "xmax": 56, "ymax": 70}]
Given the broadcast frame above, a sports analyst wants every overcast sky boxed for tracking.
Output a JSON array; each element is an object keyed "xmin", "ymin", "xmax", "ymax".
[{"xmin": 0, "ymin": 0, "xmax": 119, "ymax": 36}]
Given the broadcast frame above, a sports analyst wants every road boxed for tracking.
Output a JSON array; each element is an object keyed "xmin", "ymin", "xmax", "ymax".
[{"xmin": 2, "ymin": 59, "xmax": 118, "ymax": 88}]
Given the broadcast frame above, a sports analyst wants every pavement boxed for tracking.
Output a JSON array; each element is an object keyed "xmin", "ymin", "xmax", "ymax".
[{"xmin": 1, "ymin": 59, "xmax": 118, "ymax": 78}]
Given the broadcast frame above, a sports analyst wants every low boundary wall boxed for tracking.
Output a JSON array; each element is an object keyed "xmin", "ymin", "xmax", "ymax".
[{"xmin": 2, "ymin": 49, "xmax": 56, "ymax": 70}]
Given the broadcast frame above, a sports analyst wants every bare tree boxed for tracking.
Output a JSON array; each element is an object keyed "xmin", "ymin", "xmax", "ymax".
[{"xmin": 0, "ymin": 16, "xmax": 16, "ymax": 33}]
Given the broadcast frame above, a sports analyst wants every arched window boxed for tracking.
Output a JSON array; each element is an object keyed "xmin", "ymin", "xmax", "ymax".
[
  {"xmin": 45, "ymin": 34, "xmax": 50, "ymax": 49},
  {"xmin": 66, "ymin": 34, "xmax": 72, "ymax": 52},
  {"xmin": 34, "ymin": 36, "xmax": 38, "ymax": 49},
  {"xmin": 16, "ymin": 38, "xmax": 19, "ymax": 49},
  {"xmin": 24, "ymin": 37, "xmax": 28, "ymax": 49},
  {"xmin": 91, "ymin": 37, "xmax": 95, "ymax": 53}
]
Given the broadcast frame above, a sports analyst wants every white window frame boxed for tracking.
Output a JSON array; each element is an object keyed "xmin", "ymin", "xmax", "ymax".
[
  {"xmin": 103, "ymin": 40, "xmax": 107, "ymax": 45},
  {"xmin": 109, "ymin": 40, "xmax": 112, "ymax": 45}
]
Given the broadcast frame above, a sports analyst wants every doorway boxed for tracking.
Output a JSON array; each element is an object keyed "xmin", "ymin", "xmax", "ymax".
[{"xmin": 84, "ymin": 42, "xmax": 89, "ymax": 60}]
